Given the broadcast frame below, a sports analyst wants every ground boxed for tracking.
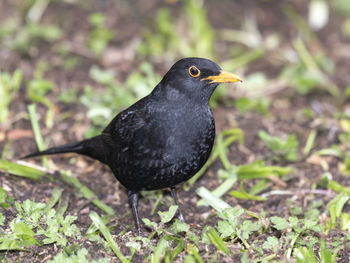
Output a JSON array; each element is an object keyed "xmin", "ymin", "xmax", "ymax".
[{"xmin": 1, "ymin": 0, "xmax": 350, "ymax": 262}]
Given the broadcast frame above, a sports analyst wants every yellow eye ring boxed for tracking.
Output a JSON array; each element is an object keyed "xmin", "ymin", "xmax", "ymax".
[{"xmin": 188, "ymin": 66, "xmax": 200, "ymax": 78}]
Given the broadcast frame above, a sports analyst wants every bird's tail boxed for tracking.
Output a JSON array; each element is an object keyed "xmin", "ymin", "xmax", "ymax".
[{"xmin": 23, "ymin": 135, "xmax": 109, "ymax": 164}]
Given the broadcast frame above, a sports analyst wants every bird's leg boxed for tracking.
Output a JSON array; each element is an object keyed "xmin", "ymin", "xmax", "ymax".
[
  {"xmin": 128, "ymin": 191, "xmax": 142, "ymax": 235},
  {"xmin": 170, "ymin": 187, "xmax": 185, "ymax": 223}
]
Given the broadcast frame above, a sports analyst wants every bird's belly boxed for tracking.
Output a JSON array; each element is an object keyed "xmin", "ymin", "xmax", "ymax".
[{"xmin": 114, "ymin": 124, "xmax": 215, "ymax": 191}]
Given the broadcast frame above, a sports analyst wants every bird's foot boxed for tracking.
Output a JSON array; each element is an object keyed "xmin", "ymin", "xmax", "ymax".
[
  {"xmin": 128, "ymin": 191, "xmax": 143, "ymax": 236},
  {"xmin": 170, "ymin": 187, "xmax": 186, "ymax": 223},
  {"xmin": 177, "ymin": 210, "xmax": 185, "ymax": 223},
  {"xmin": 136, "ymin": 228, "xmax": 143, "ymax": 236}
]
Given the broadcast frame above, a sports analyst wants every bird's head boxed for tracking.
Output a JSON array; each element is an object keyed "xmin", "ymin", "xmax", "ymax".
[{"xmin": 156, "ymin": 57, "xmax": 242, "ymax": 102}]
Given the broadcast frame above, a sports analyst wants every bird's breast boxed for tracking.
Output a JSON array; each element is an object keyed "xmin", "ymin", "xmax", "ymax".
[
  {"xmin": 164, "ymin": 110, "xmax": 214, "ymax": 159},
  {"xmin": 114, "ymin": 104, "xmax": 215, "ymax": 191}
]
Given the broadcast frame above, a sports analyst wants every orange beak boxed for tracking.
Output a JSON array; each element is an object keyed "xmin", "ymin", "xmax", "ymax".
[{"xmin": 201, "ymin": 70, "xmax": 242, "ymax": 84}]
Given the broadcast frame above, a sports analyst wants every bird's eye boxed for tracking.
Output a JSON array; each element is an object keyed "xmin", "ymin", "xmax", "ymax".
[{"xmin": 188, "ymin": 66, "xmax": 200, "ymax": 78}]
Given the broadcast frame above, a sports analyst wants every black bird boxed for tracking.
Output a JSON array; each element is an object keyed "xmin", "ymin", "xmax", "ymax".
[{"xmin": 24, "ymin": 57, "xmax": 242, "ymax": 234}]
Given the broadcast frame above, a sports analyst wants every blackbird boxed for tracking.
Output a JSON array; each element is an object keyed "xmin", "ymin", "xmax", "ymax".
[{"xmin": 24, "ymin": 57, "xmax": 242, "ymax": 234}]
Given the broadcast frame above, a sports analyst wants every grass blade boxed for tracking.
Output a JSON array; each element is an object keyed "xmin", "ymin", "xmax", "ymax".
[
  {"xmin": 230, "ymin": 190, "xmax": 266, "ymax": 201},
  {"xmin": 170, "ymin": 239, "xmax": 185, "ymax": 261},
  {"xmin": 327, "ymin": 192, "xmax": 349, "ymax": 225},
  {"xmin": 248, "ymin": 179, "xmax": 269, "ymax": 195},
  {"xmin": 196, "ymin": 186, "xmax": 231, "ymax": 211},
  {"xmin": 27, "ymin": 103, "xmax": 48, "ymax": 167},
  {"xmin": 230, "ymin": 180, "xmax": 267, "ymax": 201},
  {"xmin": 236, "ymin": 162, "xmax": 292, "ymax": 180},
  {"xmin": 216, "ymin": 133, "xmax": 231, "ymax": 170},
  {"xmin": 152, "ymin": 238, "xmax": 168, "ymax": 263},
  {"xmin": 327, "ymin": 180, "xmax": 350, "ymax": 195},
  {"xmin": 207, "ymin": 227, "xmax": 229, "ymax": 255},
  {"xmin": 45, "ymin": 187, "xmax": 64, "ymax": 210},
  {"xmin": 86, "ymin": 214, "xmax": 116, "ymax": 235},
  {"xmin": 57, "ymin": 194, "xmax": 69, "ymax": 217},
  {"xmin": 187, "ymin": 244, "xmax": 204, "ymax": 263},
  {"xmin": 197, "ymin": 169, "xmax": 237, "ymax": 206},
  {"xmin": 89, "ymin": 211, "xmax": 127, "ymax": 262},
  {"xmin": 303, "ymin": 130, "xmax": 317, "ymax": 156},
  {"xmin": 0, "ymin": 160, "xmax": 45, "ymax": 180}
]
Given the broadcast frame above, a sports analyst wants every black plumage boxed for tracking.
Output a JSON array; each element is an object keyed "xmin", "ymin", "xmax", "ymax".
[{"xmin": 24, "ymin": 57, "xmax": 242, "ymax": 234}]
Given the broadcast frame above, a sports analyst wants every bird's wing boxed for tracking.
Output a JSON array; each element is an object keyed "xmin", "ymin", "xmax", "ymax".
[
  {"xmin": 101, "ymin": 110, "xmax": 147, "ymax": 149},
  {"xmin": 101, "ymin": 108, "xmax": 175, "ymax": 167}
]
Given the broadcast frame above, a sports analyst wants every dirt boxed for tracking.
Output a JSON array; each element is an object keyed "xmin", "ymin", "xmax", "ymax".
[{"xmin": 1, "ymin": 0, "xmax": 350, "ymax": 262}]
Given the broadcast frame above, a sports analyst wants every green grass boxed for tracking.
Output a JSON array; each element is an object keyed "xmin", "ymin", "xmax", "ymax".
[
  {"xmin": 1, "ymin": 178, "xmax": 349, "ymax": 261},
  {"xmin": 0, "ymin": 70, "xmax": 22, "ymax": 124},
  {"xmin": 1, "ymin": 21, "xmax": 62, "ymax": 55},
  {"xmin": 138, "ymin": 0, "xmax": 215, "ymax": 60},
  {"xmin": 259, "ymin": 131, "xmax": 300, "ymax": 162},
  {"xmin": 87, "ymin": 13, "xmax": 114, "ymax": 56},
  {"xmin": 0, "ymin": 187, "xmax": 80, "ymax": 250},
  {"xmin": 81, "ymin": 63, "xmax": 160, "ymax": 137}
]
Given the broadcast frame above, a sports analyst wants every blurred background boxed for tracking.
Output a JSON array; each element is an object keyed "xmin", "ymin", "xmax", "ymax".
[{"xmin": 0, "ymin": 0, "xmax": 348, "ymax": 141}]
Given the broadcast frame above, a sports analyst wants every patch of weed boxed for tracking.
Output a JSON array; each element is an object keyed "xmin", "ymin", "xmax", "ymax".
[
  {"xmin": 0, "ymin": 70, "xmax": 23, "ymax": 124},
  {"xmin": 87, "ymin": 13, "xmax": 114, "ymax": 56},
  {"xmin": 259, "ymin": 131, "xmax": 300, "ymax": 162}
]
